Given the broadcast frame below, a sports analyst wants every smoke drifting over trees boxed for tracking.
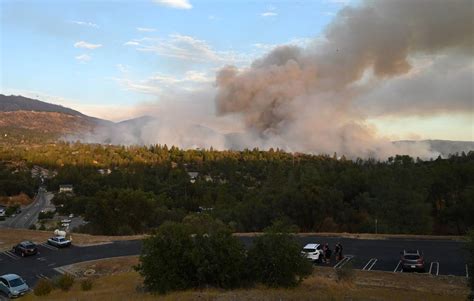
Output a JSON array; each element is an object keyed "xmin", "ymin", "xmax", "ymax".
[
  {"xmin": 78, "ymin": 0, "xmax": 473, "ymax": 158},
  {"xmin": 214, "ymin": 0, "xmax": 473, "ymax": 157}
]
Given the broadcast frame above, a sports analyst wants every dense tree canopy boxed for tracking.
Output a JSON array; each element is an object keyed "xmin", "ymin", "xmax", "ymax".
[{"xmin": 0, "ymin": 142, "xmax": 473, "ymax": 235}]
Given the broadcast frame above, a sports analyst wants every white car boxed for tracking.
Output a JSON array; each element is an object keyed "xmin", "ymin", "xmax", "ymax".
[
  {"xmin": 0, "ymin": 209, "xmax": 5, "ymax": 217},
  {"xmin": 302, "ymin": 243, "xmax": 324, "ymax": 263},
  {"xmin": 47, "ymin": 236, "xmax": 71, "ymax": 248}
]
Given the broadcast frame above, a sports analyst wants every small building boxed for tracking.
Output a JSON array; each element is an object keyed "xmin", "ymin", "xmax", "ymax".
[
  {"xmin": 59, "ymin": 185, "xmax": 73, "ymax": 193},
  {"xmin": 187, "ymin": 172, "xmax": 199, "ymax": 184}
]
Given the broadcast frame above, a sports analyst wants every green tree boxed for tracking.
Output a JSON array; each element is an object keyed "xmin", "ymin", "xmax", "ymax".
[{"xmin": 247, "ymin": 227, "xmax": 312, "ymax": 287}]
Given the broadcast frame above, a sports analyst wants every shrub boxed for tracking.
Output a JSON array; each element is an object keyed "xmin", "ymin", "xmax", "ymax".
[
  {"xmin": 54, "ymin": 273, "xmax": 75, "ymax": 291},
  {"xmin": 336, "ymin": 263, "xmax": 355, "ymax": 282},
  {"xmin": 28, "ymin": 224, "xmax": 36, "ymax": 230},
  {"xmin": 247, "ymin": 231, "xmax": 312, "ymax": 287},
  {"xmin": 81, "ymin": 278, "xmax": 93, "ymax": 291},
  {"xmin": 33, "ymin": 278, "xmax": 53, "ymax": 296},
  {"xmin": 135, "ymin": 220, "xmax": 248, "ymax": 294}
]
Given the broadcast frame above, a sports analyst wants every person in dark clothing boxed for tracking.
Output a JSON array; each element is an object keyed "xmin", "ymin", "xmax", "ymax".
[
  {"xmin": 325, "ymin": 243, "xmax": 332, "ymax": 264},
  {"xmin": 335, "ymin": 242, "xmax": 343, "ymax": 261}
]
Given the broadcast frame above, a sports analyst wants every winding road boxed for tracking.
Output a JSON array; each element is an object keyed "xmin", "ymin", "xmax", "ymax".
[{"xmin": 2, "ymin": 188, "xmax": 52, "ymax": 229}]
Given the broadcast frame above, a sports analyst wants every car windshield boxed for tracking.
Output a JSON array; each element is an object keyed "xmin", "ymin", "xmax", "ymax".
[
  {"xmin": 58, "ymin": 238, "xmax": 66, "ymax": 242},
  {"xmin": 24, "ymin": 244, "xmax": 36, "ymax": 249},
  {"xmin": 9, "ymin": 278, "xmax": 24, "ymax": 287},
  {"xmin": 303, "ymin": 248, "xmax": 316, "ymax": 253},
  {"xmin": 404, "ymin": 254, "xmax": 420, "ymax": 260}
]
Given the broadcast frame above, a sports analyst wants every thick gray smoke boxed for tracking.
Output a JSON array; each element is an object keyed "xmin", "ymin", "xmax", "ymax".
[
  {"xmin": 72, "ymin": 0, "xmax": 473, "ymax": 158},
  {"xmin": 215, "ymin": 0, "xmax": 473, "ymax": 157}
]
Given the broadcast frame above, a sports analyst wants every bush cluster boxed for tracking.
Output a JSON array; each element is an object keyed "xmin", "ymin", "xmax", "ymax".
[
  {"xmin": 54, "ymin": 273, "xmax": 75, "ymax": 291},
  {"xmin": 33, "ymin": 278, "xmax": 53, "ymax": 296},
  {"xmin": 136, "ymin": 216, "xmax": 312, "ymax": 294},
  {"xmin": 81, "ymin": 278, "xmax": 93, "ymax": 291}
]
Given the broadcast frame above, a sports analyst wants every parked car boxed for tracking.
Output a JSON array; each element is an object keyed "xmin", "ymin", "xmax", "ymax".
[
  {"xmin": 47, "ymin": 236, "xmax": 71, "ymax": 248},
  {"xmin": 0, "ymin": 274, "xmax": 29, "ymax": 298},
  {"xmin": 400, "ymin": 249, "xmax": 425, "ymax": 272},
  {"xmin": 12, "ymin": 241, "xmax": 38, "ymax": 257},
  {"xmin": 0, "ymin": 208, "xmax": 5, "ymax": 217},
  {"xmin": 301, "ymin": 243, "xmax": 324, "ymax": 263}
]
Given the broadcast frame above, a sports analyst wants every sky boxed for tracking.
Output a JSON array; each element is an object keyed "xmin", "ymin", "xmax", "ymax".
[{"xmin": 1, "ymin": 0, "xmax": 473, "ymax": 143}]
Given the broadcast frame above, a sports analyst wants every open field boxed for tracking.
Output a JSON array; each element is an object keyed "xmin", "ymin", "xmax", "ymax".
[
  {"xmin": 0, "ymin": 228, "xmax": 146, "ymax": 251},
  {"xmin": 21, "ymin": 258, "xmax": 470, "ymax": 301}
]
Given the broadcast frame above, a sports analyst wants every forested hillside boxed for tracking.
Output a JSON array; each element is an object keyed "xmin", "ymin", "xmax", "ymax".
[{"xmin": 1, "ymin": 143, "xmax": 472, "ymax": 236}]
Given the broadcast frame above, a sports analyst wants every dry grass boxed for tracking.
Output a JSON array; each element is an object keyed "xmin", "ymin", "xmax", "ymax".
[
  {"xmin": 0, "ymin": 193, "xmax": 32, "ymax": 207},
  {"xmin": 20, "ymin": 258, "xmax": 470, "ymax": 301},
  {"xmin": 0, "ymin": 228, "xmax": 146, "ymax": 251}
]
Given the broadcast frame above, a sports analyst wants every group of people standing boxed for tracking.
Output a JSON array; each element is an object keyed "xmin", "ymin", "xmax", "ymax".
[{"xmin": 321, "ymin": 242, "xmax": 343, "ymax": 264}]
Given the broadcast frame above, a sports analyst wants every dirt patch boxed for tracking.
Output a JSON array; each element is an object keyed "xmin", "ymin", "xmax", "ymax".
[
  {"xmin": 0, "ymin": 228, "xmax": 145, "ymax": 251},
  {"xmin": 66, "ymin": 256, "xmax": 139, "ymax": 277},
  {"xmin": 0, "ymin": 193, "xmax": 33, "ymax": 207}
]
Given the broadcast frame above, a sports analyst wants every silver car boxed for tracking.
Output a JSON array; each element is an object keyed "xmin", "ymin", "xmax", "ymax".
[{"xmin": 0, "ymin": 274, "xmax": 29, "ymax": 298}]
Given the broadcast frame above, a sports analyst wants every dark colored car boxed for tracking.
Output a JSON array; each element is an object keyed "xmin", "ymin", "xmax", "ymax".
[
  {"xmin": 400, "ymin": 249, "xmax": 425, "ymax": 272},
  {"xmin": 12, "ymin": 241, "xmax": 38, "ymax": 257}
]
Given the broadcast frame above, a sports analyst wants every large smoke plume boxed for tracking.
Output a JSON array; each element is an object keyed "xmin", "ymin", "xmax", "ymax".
[
  {"xmin": 214, "ymin": 0, "xmax": 473, "ymax": 157},
  {"xmin": 75, "ymin": 0, "xmax": 473, "ymax": 158}
]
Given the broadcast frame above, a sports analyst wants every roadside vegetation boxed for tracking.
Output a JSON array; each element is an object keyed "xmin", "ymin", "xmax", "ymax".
[{"xmin": 1, "ymin": 145, "xmax": 473, "ymax": 236}]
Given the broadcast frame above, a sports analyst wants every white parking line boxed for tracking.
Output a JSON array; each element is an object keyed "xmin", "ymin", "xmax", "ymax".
[
  {"xmin": 35, "ymin": 274, "xmax": 49, "ymax": 280},
  {"xmin": 362, "ymin": 258, "xmax": 377, "ymax": 271},
  {"xmin": 3, "ymin": 250, "xmax": 20, "ymax": 260},
  {"xmin": 40, "ymin": 243, "xmax": 58, "ymax": 251},
  {"xmin": 466, "ymin": 264, "xmax": 469, "ymax": 278},
  {"xmin": 54, "ymin": 267, "xmax": 67, "ymax": 275},
  {"xmin": 334, "ymin": 255, "xmax": 354, "ymax": 269},
  {"xmin": 36, "ymin": 257, "xmax": 47, "ymax": 261},
  {"xmin": 428, "ymin": 262, "xmax": 439, "ymax": 276},
  {"xmin": 393, "ymin": 260, "xmax": 402, "ymax": 272}
]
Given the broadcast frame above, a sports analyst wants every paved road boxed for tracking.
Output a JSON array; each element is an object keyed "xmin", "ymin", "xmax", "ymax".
[
  {"xmin": 2, "ymin": 189, "xmax": 52, "ymax": 229},
  {"xmin": 0, "ymin": 235, "xmax": 468, "ymax": 289}
]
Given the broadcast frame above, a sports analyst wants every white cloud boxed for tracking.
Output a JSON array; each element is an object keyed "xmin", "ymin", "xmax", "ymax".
[
  {"xmin": 124, "ymin": 35, "xmax": 247, "ymax": 63},
  {"xmin": 74, "ymin": 41, "xmax": 102, "ymax": 49},
  {"xmin": 261, "ymin": 12, "xmax": 277, "ymax": 17},
  {"xmin": 152, "ymin": 0, "xmax": 192, "ymax": 9},
  {"xmin": 136, "ymin": 27, "xmax": 156, "ymax": 32},
  {"xmin": 112, "ymin": 70, "xmax": 213, "ymax": 96},
  {"xmin": 75, "ymin": 54, "xmax": 91, "ymax": 63},
  {"xmin": 117, "ymin": 64, "xmax": 130, "ymax": 73},
  {"xmin": 70, "ymin": 20, "xmax": 98, "ymax": 28},
  {"xmin": 124, "ymin": 41, "xmax": 140, "ymax": 46}
]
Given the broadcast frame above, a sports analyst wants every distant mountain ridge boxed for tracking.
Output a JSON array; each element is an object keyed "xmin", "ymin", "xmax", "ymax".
[
  {"xmin": 1, "ymin": 94, "xmax": 472, "ymax": 157},
  {"xmin": 394, "ymin": 140, "xmax": 474, "ymax": 158},
  {"xmin": 0, "ymin": 94, "xmax": 111, "ymax": 125}
]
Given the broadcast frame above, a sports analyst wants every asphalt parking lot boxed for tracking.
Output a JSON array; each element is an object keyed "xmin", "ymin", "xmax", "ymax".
[{"xmin": 0, "ymin": 235, "xmax": 468, "ymax": 291}]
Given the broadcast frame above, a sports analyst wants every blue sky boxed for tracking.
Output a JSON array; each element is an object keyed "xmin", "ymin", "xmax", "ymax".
[
  {"xmin": 1, "ymin": 0, "xmax": 347, "ymax": 116},
  {"xmin": 1, "ymin": 0, "xmax": 472, "ymax": 142}
]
